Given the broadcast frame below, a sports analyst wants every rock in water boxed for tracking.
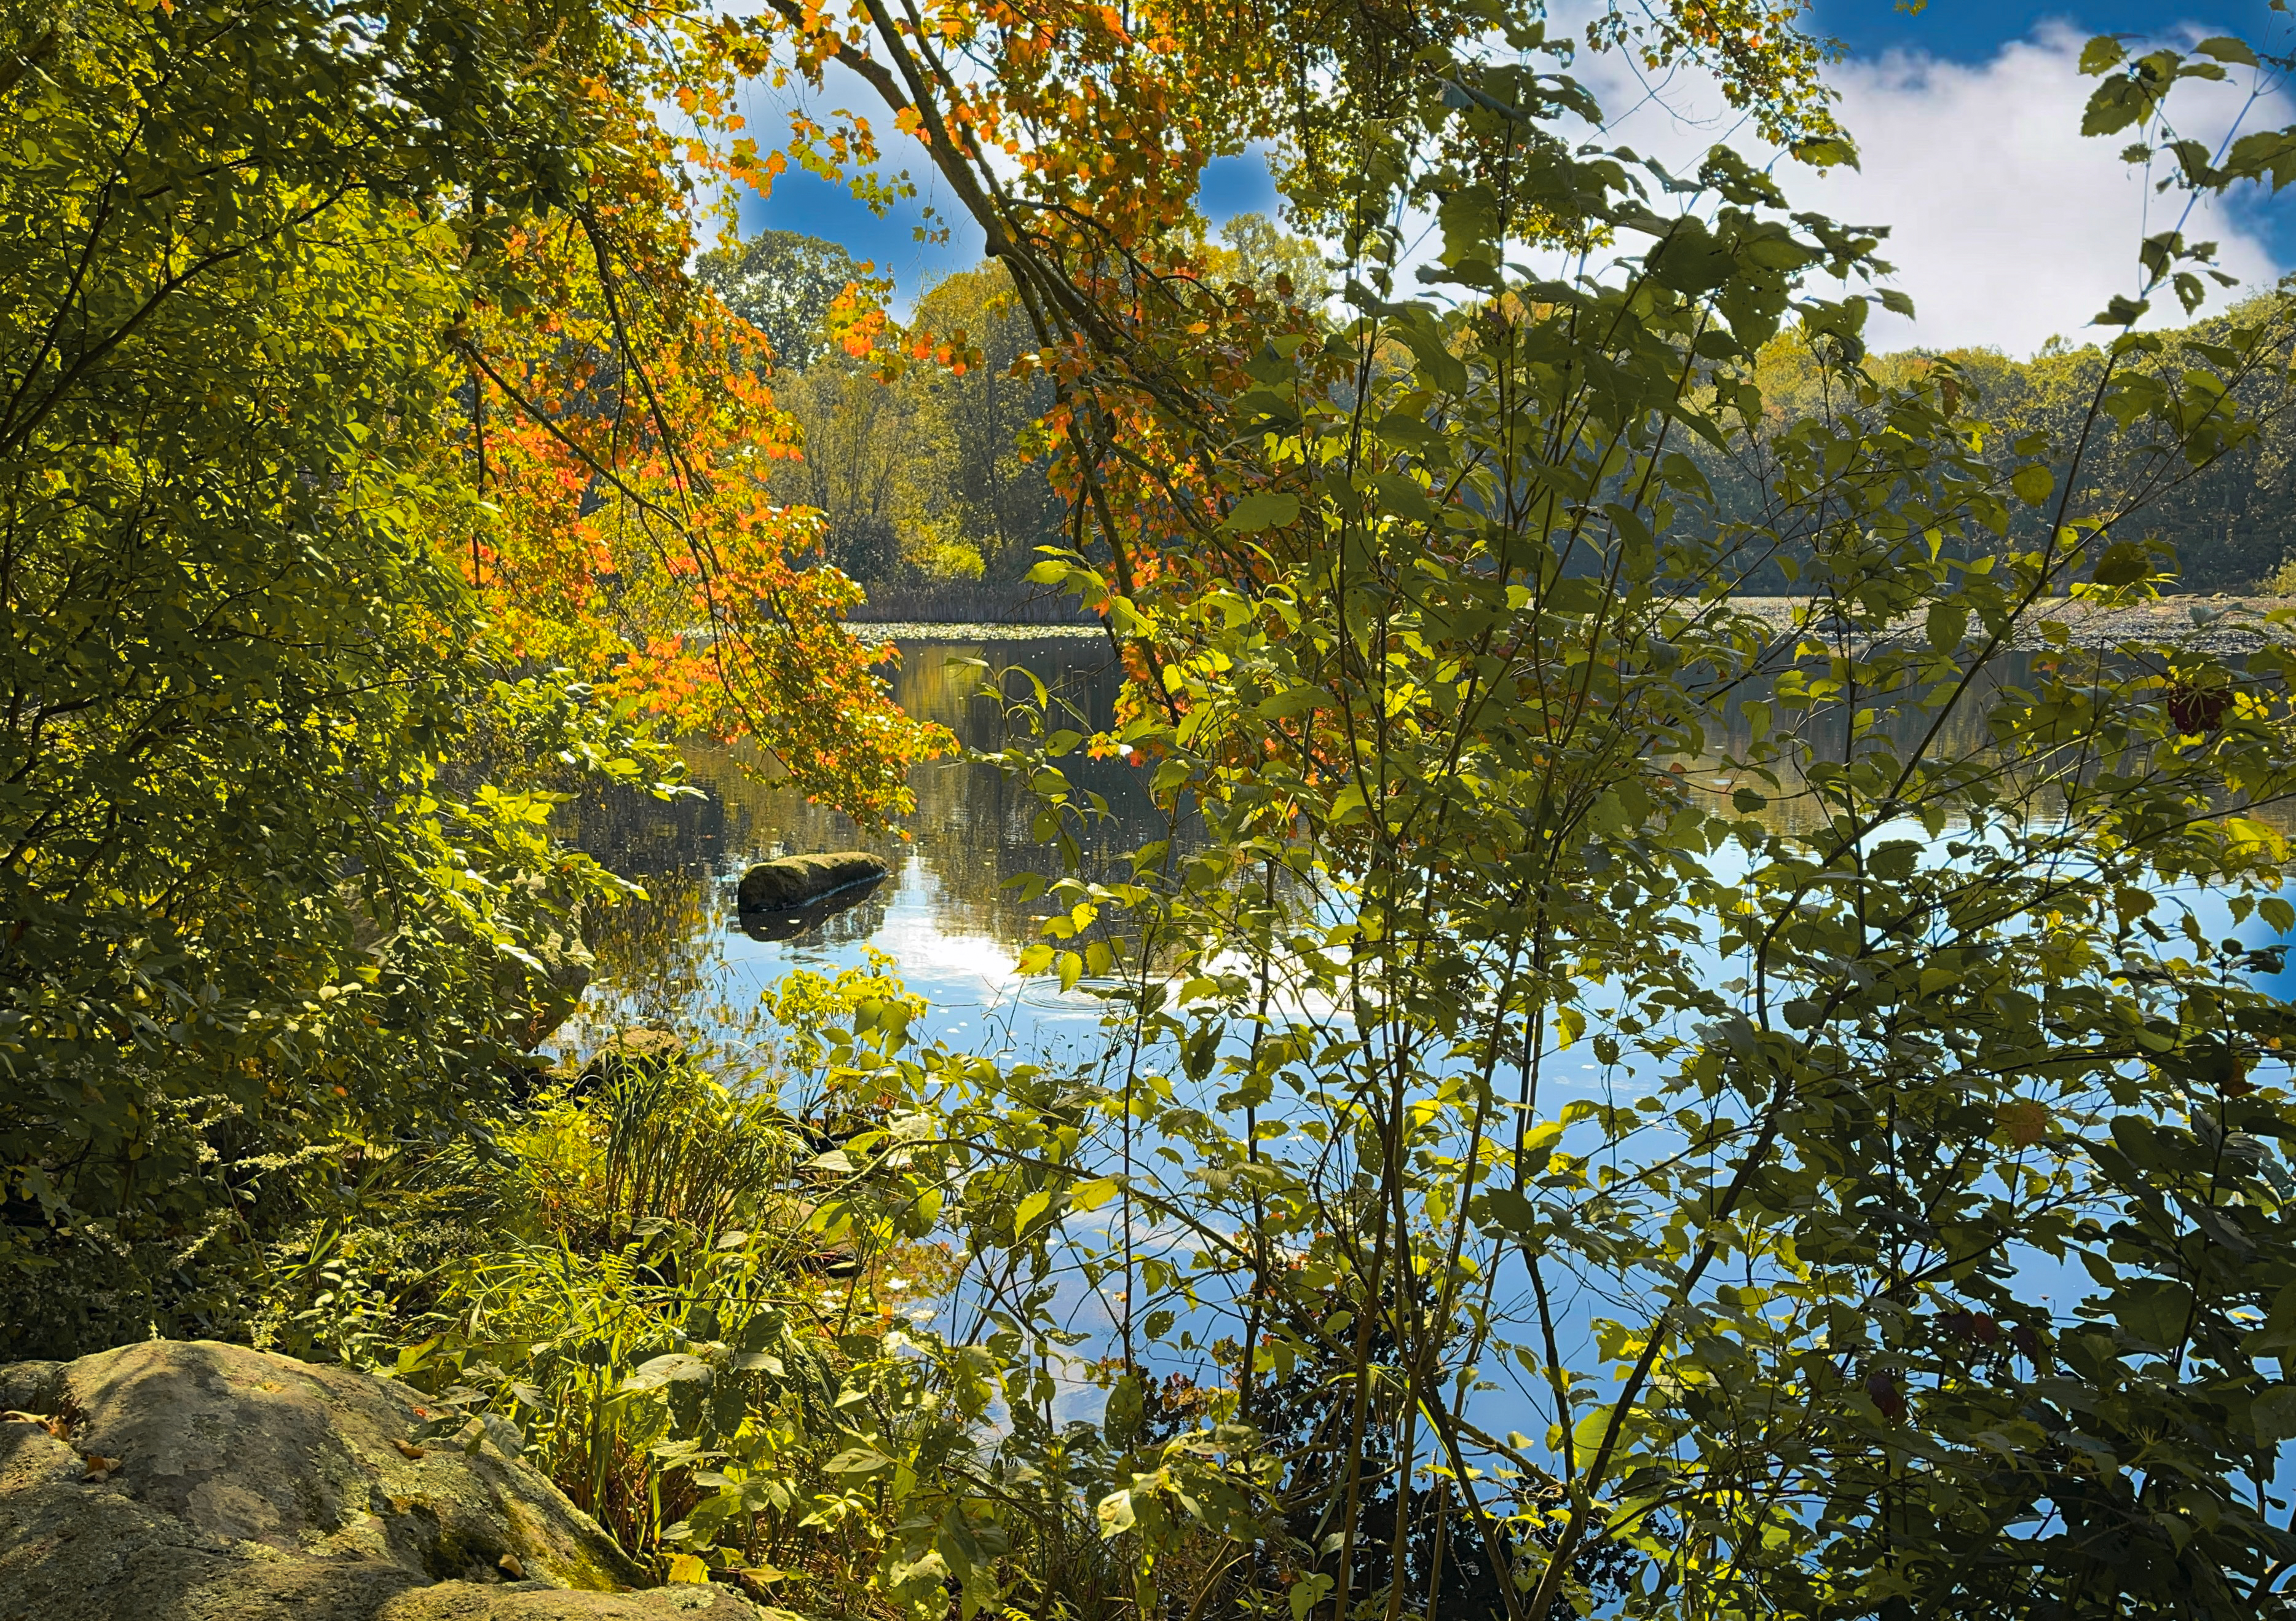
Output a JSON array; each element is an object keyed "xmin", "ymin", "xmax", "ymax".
[
  {"xmin": 0, "ymin": 1339, "xmax": 758, "ymax": 1620},
  {"xmin": 735, "ymin": 850, "xmax": 888, "ymax": 912}
]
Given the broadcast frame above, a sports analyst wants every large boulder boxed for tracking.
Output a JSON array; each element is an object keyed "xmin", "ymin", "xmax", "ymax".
[
  {"xmin": 578, "ymin": 1027, "xmax": 690, "ymax": 1088},
  {"xmin": 735, "ymin": 851, "xmax": 886, "ymax": 912},
  {"xmin": 0, "ymin": 1340, "xmax": 758, "ymax": 1621}
]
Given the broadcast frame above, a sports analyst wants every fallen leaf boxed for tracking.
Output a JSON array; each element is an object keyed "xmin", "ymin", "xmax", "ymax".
[
  {"xmin": 81, "ymin": 1453, "xmax": 118, "ymax": 1480},
  {"xmin": 497, "ymin": 1553, "xmax": 526, "ymax": 1579},
  {"xmin": 394, "ymin": 1440, "xmax": 427, "ymax": 1460}
]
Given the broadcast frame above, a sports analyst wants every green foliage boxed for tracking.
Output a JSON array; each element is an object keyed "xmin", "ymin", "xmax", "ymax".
[
  {"xmin": 30, "ymin": 0, "xmax": 2296, "ymax": 1615},
  {"xmin": 822, "ymin": 25, "xmax": 2296, "ymax": 1621},
  {"xmin": 743, "ymin": 247, "xmax": 1067, "ymax": 585},
  {"xmin": 698, "ymin": 229, "xmax": 875, "ymax": 371},
  {"xmin": 1708, "ymin": 301, "xmax": 2296, "ymax": 592},
  {"xmin": 899, "ymin": 266, "xmax": 1070, "ymax": 583},
  {"xmin": 1204, "ymin": 213, "xmax": 1334, "ymax": 306},
  {"xmin": 0, "ymin": 0, "xmax": 690, "ymax": 1349}
]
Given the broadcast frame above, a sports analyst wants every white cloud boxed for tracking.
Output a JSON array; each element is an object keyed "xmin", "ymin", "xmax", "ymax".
[
  {"xmin": 724, "ymin": 16, "xmax": 2286, "ymax": 352},
  {"xmin": 1555, "ymin": 18, "xmax": 2288, "ymax": 355}
]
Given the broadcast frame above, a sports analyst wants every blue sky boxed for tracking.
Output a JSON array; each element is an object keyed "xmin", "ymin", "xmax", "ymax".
[
  {"xmin": 1812, "ymin": 1, "xmax": 2284, "ymax": 62},
  {"xmin": 733, "ymin": 4, "xmax": 2295, "ymax": 351}
]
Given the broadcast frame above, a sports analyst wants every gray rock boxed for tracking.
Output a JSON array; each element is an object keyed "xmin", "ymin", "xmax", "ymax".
[
  {"xmin": 377, "ymin": 1582, "xmax": 763, "ymax": 1618},
  {"xmin": 0, "ymin": 1339, "xmax": 760, "ymax": 1621},
  {"xmin": 735, "ymin": 852, "xmax": 887, "ymax": 913}
]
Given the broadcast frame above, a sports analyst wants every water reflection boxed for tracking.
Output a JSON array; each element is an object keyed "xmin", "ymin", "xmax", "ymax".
[
  {"xmin": 553, "ymin": 634, "xmax": 2296, "ymax": 1059},
  {"xmin": 554, "ymin": 634, "xmax": 1156, "ymax": 1060},
  {"xmin": 736, "ymin": 874, "xmax": 888, "ymax": 942}
]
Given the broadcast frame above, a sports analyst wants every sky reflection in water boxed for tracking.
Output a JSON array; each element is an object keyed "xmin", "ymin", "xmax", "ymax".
[
  {"xmin": 555, "ymin": 632, "xmax": 1148, "ymax": 1066},
  {"xmin": 555, "ymin": 632, "xmax": 2296, "ymax": 1068},
  {"xmin": 553, "ymin": 630, "xmax": 2296, "ymax": 1426}
]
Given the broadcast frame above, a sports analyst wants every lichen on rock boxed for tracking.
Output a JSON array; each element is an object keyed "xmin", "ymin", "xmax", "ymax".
[{"xmin": 0, "ymin": 1339, "xmax": 760, "ymax": 1621}]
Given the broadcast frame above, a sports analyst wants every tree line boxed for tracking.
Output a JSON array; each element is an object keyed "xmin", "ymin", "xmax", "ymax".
[
  {"xmin": 1703, "ymin": 309, "xmax": 2296, "ymax": 593},
  {"xmin": 697, "ymin": 219, "xmax": 1330, "ymax": 586}
]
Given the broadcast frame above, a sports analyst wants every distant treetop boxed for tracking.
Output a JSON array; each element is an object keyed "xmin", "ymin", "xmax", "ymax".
[{"xmin": 698, "ymin": 231, "xmax": 869, "ymax": 371}]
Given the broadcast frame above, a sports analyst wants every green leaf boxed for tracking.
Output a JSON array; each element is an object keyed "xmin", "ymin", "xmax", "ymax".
[
  {"xmin": 2011, "ymin": 463, "xmax": 2054, "ymax": 507},
  {"xmin": 2079, "ymin": 34, "xmax": 2128, "ymax": 74},
  {"xmin": 2092, "ymin": 542, "xmax": 2152, "ymax": 586},
  {"xmin": 823, "ymin": 1446, "xmax": 895, "ymax": 1476},
  {"xmin": 1095, "ymin": 1489, "xmax": 1137, "ymax": 1536},
  {"xmin": 1289, "ymin": 1575, "xmax": 1335, "ymax": 1621},
  {"xmin": 2255, "ymin": 1387, "xmax": 2296, "ymax": 1443},
  {"xmin": 2112, "ymin": 1280, "xmax": 2194, "ymax": 1350},
  {"xmin": 1221, "ymin": 492, "xmax": 1301, "ymax": 534},
  {"xmin": 1927, "ymin": 599, "xmax": 1969, "ymax": 652},
  {"xmin": 2194, "ymin": 36, "xmax": 2259, "ymax": 67},
  {"xmin": 1071, "ymin": 1177, "xmax": 1120, "ymax": 1212},
  {"xmin": 621, "ymin": 1354, "xmax": 712, "ymax": 1394},
  {"xmin": 1478, "ymin": 1187, "xmax": 1539, "ymax": 1236}
]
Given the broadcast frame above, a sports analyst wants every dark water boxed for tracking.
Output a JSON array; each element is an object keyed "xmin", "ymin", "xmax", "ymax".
[{"xmin": 554, "ymin": 631, "xmax": 1160, "ymax": 1064}]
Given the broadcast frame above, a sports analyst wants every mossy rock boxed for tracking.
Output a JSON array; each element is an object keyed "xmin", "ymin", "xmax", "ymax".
[
  {"xmin": 577, "ymin": 1027, "xmax": 689, "ymax": 1089},
  {"xmin": 0, "ymin": 1340, "xmax": 754, "ymax": 1620},
  {"xmin": 735, "ymin": 851, "xmax": 887, "ymax": 912}
]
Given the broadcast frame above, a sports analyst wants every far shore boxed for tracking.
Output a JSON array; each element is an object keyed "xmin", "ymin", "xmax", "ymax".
[{"xmin": 852, "ymin": 594, "xmax": 2296, "ymax": 655}]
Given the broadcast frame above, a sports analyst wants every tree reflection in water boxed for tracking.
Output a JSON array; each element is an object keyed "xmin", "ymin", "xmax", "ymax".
[
  {"xmin": 551, "ymin": 633, "xmax": 1159, "ymax": 1063},
  {"xmin": 553, "ymin": 635, "xmax": 2296, "ymax": 1065}
]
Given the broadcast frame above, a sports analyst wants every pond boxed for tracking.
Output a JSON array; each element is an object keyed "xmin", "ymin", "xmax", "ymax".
[
  {"xmin": 550, "ymin": 625, "xmax": 2296, "ymax": 1422},
  {"xmin": 553, "ymin": 629, "xmax": 2296, "ymax": 1069},
  {"xmin": 553, "ymin": 629, "xmax": 1157, "ymax": 1067}
]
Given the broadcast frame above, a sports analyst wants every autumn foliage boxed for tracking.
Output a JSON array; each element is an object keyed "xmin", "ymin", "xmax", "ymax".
[{"xmin": 448, "ymin": 222, "xmax": 944, "ymax": 819}]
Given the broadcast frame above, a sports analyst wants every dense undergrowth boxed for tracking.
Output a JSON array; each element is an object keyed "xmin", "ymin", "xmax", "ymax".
[{"xmin": 247, "ymin": 961, "xmax": 953, "ymax": 1598}]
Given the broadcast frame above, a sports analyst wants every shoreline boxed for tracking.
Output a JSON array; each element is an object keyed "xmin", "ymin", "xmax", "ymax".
[{"xmin": 852, "ymin": 597, "xmax": 2296, "ymax": 655}]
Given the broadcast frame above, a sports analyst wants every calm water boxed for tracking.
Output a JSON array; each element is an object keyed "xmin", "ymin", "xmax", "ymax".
[
  {"xmin": 551, "ymin": 628, "xmax": 2296, "ymax": 1424},
  {"xmin": 555, "ymin": 631, "xmax": 1160, "ymax": 1065},
  {"xmin": 554, "ymin": 633, "xmax": 2296, "ymax": 1066}
]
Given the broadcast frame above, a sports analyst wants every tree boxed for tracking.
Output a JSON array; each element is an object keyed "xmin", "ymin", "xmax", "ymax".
[
  {"xmin": 1690, "ymin": 310, "xmax": 2296, "ymax": 594},
  {"xmin": 730, "ymin": 256, "xmax": 1068, "ymax": 586},
  {"xmin": 767, "ymin": 355, "xmax": 920, "ymax": 580},
  {"xmin": 448, "ymin": 221, "xmax": 944, "ymax": 814},
  {"xmin": 902, "ymin": 264, "xmax": 1067, "ymax": 582},
  {"xmin": 0, "ymin": 0, "xmax": 934, "ymax": 1351},
  {"xmin": 699, "ymin": 5, "xmax": 2296, "ymax": 1616},
  {"xmin": 1207, "ymin": 213, "xmax": 1333, "ymax": 306},
  {"xmin": 696, "ymin": 228, "xmax": 877, "ymax": 371}
]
